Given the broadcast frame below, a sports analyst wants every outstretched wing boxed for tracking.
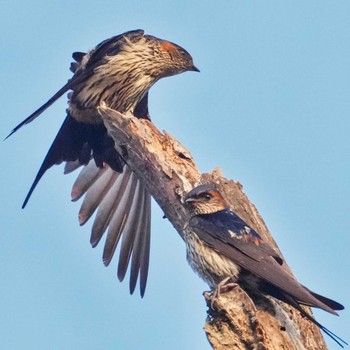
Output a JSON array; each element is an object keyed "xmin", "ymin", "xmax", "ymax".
[
  {"xmin": 70, "ymin": 162, "xmax": 151, "ymax": 297},
  {"xmin": 12, "ymin": 29, "xmax": 151, "ymax": 296}
]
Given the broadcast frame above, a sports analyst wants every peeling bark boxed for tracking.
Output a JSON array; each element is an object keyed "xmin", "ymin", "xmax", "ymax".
[{"xmin": 98, "ymin": 104, "xmax": 329, "ymax": 350}]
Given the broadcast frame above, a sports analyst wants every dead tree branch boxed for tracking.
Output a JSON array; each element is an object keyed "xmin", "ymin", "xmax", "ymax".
[{"xmin": 98, "ymin": 104, "xmax": 329, "ymax": 350}]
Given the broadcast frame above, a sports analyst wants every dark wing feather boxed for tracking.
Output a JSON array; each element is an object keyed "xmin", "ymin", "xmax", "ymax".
[
  {"xmin": 5, "ymin": 80, "xmax": 75, "ymax": 139},
  {"xmin": 134, "ymin": 92, "xmax": 151, "ymax": 120},
  {"xmin": 7, "ymin": 55, "xmax": 88, "ymax": 138},
  {"xmin": 22, "ymin": 116, "xmax": 83, "ymax": 208},
  {"xmin": 194, "ymin": 210, "xmax": 282, "ymax": 264},
  {"xmin": 72, "ymin": 51, "xmax": 86, "ymax": 63},
  {"xmin": 190, "ymin": 212, "xmax": 342, "ymax": 314},
  {"xmin": 22, "ymin": 115, "xmax": 123, "ymax": 208}
]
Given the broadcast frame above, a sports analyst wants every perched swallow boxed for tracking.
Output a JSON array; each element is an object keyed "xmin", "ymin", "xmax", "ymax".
[
  {"xmin": 7, "ymin": 29, "xmax": 198, "ymax": 297},
  {"xmin": 184, "ymin": 184, "xmax": 347, "ymax": 347}
]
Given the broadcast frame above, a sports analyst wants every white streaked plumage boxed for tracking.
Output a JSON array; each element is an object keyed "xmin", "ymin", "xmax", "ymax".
[{"xmin": 184, "ymin": 230, "xmax": 240, "ymax": 289}]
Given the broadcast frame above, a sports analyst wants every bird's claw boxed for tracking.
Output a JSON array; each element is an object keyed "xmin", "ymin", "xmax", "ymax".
[{"xmin": 204, "ymin": 277, "xmax": 238, "ymax": 310}]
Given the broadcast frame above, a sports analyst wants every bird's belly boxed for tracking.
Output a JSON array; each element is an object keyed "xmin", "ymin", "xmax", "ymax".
[{"xmin": 185, "ymin": 232, "xmax": 240, "ymax": 289}]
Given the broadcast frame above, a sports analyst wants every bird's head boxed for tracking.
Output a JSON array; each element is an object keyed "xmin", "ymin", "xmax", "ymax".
[
  {"xmin": 140, "ymin": 35, "xmax": 199, "ymax": 78},
  {"xmin": 184, "ymin": 184, "xmax": 226, "ymax": 215},
  {"xmin": 158, "ymin": 39, "xmax": 199, "ymax": 75},
  {"xmin": 115, "ymin": 32, "xmax": 198, "ymax": 84}
]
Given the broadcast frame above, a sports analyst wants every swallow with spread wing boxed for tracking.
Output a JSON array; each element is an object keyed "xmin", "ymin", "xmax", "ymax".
[{"xmin": 7, "ymin": 29, "xmax": 199, "ymax": 297}]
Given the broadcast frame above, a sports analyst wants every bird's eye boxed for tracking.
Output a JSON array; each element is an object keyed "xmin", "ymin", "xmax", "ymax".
[
  {"xmin": 179, "ymin": 49, "xmax": 187, "ymax": 57},
  {"xmin": 204, "ymin": 193, "xmax": 212, "ymax": 200}
]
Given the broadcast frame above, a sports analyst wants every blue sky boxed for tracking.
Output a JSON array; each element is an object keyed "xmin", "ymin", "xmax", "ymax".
[{"xmin": 1, "ymin": 1, "xmax": 349, "ymax": 349}]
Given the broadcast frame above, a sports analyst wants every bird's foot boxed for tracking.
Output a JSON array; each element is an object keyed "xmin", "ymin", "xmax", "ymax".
[{"xmin": 204, "ymin": 277, "xmax": 238, "ymax": 310}]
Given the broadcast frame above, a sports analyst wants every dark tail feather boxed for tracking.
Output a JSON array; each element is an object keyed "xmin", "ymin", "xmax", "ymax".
[
  {"xmin": 297, "ymin": 304, "xmax": 347, "ymax": 348},
  {"xmin": 23, "ymin": 165, "xmax": 55, "ymax": 209},
  {"xmin": 22, "ymin": 116, "xmax": 76, "ymax": 208},
  {"xmin": 22, "ymin": 114, "xmax": 124, "ymax": 208},
  {"xmin": 282, "ymin": 292, "xmax": 348, "ymax": 348},
  {"xmin": 302, "ymin": 285, "xmax": 345, "ymax": 311},
  {"xmin": 5, "ymin": 80, "xmax": 75, "ymax": 139}
]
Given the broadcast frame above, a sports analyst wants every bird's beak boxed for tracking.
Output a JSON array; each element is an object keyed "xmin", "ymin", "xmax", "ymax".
[
  {"xmin": 190, "ymin": 65, "xmax": 200, "ymax": 72},
  {"xmin": 185, "ymin": 197, "xmax": 196, "ymax": 203}
]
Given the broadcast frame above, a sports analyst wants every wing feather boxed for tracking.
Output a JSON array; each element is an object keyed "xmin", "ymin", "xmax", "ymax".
[{"xmin": 190, "ymin": 213, "xmax": 340, "ymax": 314}]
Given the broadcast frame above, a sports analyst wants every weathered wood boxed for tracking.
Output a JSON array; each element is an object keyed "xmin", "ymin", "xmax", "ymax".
[{"xmin": 98, "ymin": 104, "xmax": 329, "ymax": 350}]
